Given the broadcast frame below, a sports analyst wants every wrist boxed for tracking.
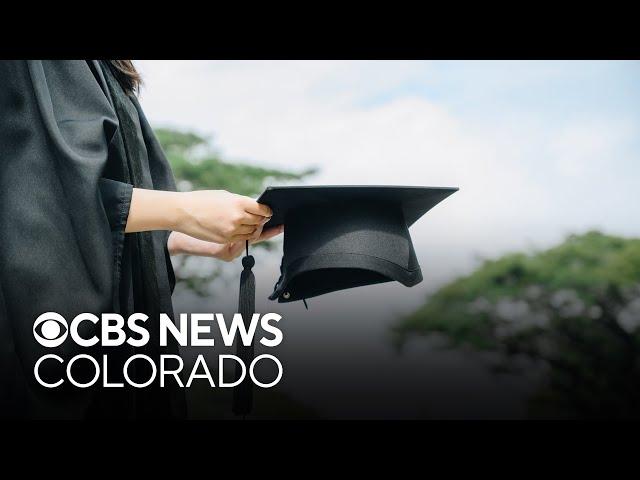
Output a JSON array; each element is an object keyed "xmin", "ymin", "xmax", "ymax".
[
  {"xmin": 127, "ymin": 188, "xmax": 187, "ymax": 233},
  {"xmin": 167, "ymin": 191, "xmax": 190, "ymax": 232}
]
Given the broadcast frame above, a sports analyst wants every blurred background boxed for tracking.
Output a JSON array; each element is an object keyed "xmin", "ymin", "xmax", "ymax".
[{"xmin": 136, "ymin": 60, "xmax": 640, "ymax": 419}]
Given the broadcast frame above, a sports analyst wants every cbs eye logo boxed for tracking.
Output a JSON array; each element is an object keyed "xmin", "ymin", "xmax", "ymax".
[{"xmin": 33, "ymin": 312, "xmax": 68, "ymax": 347}]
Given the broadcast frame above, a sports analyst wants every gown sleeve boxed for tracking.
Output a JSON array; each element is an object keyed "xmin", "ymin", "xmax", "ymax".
[
  {"xmin": 0, "ymin": 60, "xmax": 130, "ymax": 417},
  {"xmin": 99, "ymin": 178, "xmax": 134, "ymax": 232}
]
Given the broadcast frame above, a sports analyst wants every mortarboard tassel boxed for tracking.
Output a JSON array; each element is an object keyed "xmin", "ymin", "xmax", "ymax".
[{"xmin": 232, "ymin": 240, "xmax": 255, "ymax": 416}]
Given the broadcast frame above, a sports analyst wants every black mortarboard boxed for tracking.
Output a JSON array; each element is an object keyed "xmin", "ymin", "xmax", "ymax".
[
  {"xmin": 259, "ymin": 185, "xmax": 458, "ymax": 303},
  {"xmin": 233, "ymin": 185, "xmax": 457, "ymax": 415}
]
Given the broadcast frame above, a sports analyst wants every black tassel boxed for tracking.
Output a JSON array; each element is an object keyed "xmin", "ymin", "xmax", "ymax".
[{"xmin": 232, "ymin": 241, "xmax": 255, "ymax": 416}]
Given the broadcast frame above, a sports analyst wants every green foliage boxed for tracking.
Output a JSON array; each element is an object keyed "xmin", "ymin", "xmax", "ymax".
[
  {"xmin": 155, "ymin": 128, "xmax": 209, "ymax": 154},
  {"xmin": 154, "ymin": 128, "xmax": 321, "ymax": 417},
  {"xmin": 170, "ymin": 154, "xmax": 314, "ymax": 197},
  {"xmin": 154, "ymin": 127, "xmax": 315, "ymax": 296},
  {"xmin": 156, "ymin": 127, "xmax": 315, "ymax": 196},
  {"xmin": 395, "ymin": 231, "xmax": 640, "ymax": 418},
  {"xmin": 397, "ymin": 231, "xmax": 640, "ymax": 344}
]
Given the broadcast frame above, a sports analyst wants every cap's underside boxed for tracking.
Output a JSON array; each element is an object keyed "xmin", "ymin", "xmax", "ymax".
[{"xmin": 269, "ymin": 252, "xmax": 423, "ymax": 302}]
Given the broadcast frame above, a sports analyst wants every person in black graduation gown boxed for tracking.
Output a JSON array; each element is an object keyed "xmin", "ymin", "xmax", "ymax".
[{"xmin": 0, "ymin": 60, "xmax": 283, "ymax": 419}]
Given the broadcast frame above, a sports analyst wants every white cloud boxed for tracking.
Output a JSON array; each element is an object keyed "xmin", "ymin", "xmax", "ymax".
[{"xmin": 137, "ymin": 60, "xmax": 640, "ymax": 289}]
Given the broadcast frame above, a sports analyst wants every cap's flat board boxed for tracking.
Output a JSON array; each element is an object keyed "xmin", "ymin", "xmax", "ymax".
[{"xmin": 257, "ymin": 185, "xmax": 458, "ymax": 228}]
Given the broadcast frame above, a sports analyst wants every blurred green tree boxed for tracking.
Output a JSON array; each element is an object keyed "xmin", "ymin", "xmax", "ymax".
[
  {"xmin": 155, "ymin": 128, "xmax": 320, "ymax": 418},
  {"xmin": 394, "ymin": 231, "xmax": 640, "ymax": 418},
  {"xmin": 155, "ymin": 128, "xmax": 316, "ymax": 196},
  {"xmin": 155, "ymin": 127, "xmax": 315, "ymax": 296}
]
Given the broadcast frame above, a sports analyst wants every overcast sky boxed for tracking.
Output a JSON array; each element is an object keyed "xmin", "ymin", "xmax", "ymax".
[{"xmin": 137, "ymin": 60, "xmax": 640, "ymax": 283}]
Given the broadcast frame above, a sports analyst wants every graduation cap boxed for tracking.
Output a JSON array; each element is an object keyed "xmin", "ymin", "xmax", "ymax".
[{"xmin": 232, "ymin": 185, "xmax": 458, "ymax": 415}]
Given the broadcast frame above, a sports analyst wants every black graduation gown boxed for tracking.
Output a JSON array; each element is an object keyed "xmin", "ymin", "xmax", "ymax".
[{"xmin": 0, "ymin": 60, "xmax": 186, "ymax": 419}]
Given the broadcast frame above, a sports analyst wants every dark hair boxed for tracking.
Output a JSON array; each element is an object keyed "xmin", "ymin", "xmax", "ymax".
[{"xmin": 107, "ymin": 60, "xmax": 142, "ymax": 95}]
